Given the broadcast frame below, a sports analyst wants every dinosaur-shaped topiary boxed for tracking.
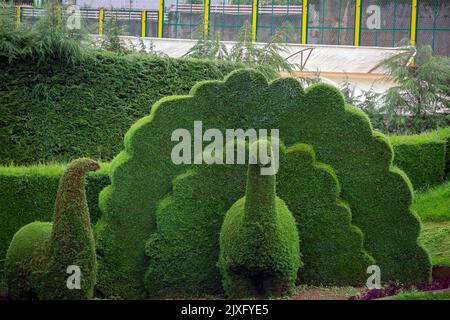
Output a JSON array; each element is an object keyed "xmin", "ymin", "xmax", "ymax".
[
  {"xmin": 218, "ymin": 140, "xmax": 301, "ymax": 298},
  {"xmin": 4, "ymin": 158, "xmax": 99, "ymax": 300}
]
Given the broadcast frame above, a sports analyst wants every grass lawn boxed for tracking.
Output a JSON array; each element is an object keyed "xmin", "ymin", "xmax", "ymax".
[
  {"xmin": 391, "ymin": 289, "xmax": 450, "ymax": 300},
  {"xmin": 419, "ymin": 222, "xmax": 450, "ymax": 267},
  {"xmin": 414, "ymin": 181, "xmax": 450, "ymax": 267},
  {"xmin": 413, "ymin": 181, "xmax": 450, "ymax": 223}
]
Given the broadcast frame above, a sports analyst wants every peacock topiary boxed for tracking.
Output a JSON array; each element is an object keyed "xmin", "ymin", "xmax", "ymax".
[
  {"xmin": 4, "ymin": 158, "xmax": 100, "ymax": 300},
  {"xmin": 218, "ymin": 140, "xmax": 301, "ymax": 298}
]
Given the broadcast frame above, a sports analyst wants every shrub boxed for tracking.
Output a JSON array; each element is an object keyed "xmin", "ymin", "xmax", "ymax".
[
  {"xmin": 390, "ymin": 133, "xmax": 447, "ymax": 190},
  {"xmin": 0, "ymin": 163, "xmax": 109, "ymax": 282},
  {"xmin": 144, "ymin": 141, "xmax": 372, "ymax": 297},
  {"xmin": 96, "ymin": 69, "xmax": 430, "ymax": 298},
  {"xmin": 145, "ymin": 162, "xmax": 247, "ymax": 298},
  {"xmin": 277, "ymin": 144, "xmax": 374, "ymax": 285},
  {"xmin": 0, "ymin": 53, "xmax": 242, "ymax": 165},
  {"xmin": 219, "ymin": 141, "xmax": 301, "ymax": 298},
  {"xmin": 4, "ymin": 158, "xmax": 99, "ymax": 299}
]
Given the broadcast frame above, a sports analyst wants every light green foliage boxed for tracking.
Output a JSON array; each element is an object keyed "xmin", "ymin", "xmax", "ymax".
[
  {"xmin": 413, "ymin": 181, "xmax": 450, "ymax": 223},
  {"xmin": 96, "ymin": 69, "xmax": 430, "ymax": 299},
  {"xmin": 4, "ymin": 222, "xmax": 52, "ymax": 299},
  {"xmin": 392, "ymin": 290, "xmax": 450, "ymax": 300},
  {"xmin": 4, "ymin": 158, "xmax": 99, "ymax": 299},
  {"xmin": 419, "ymin": 222, "xmax": 450, "ymax": 267}
]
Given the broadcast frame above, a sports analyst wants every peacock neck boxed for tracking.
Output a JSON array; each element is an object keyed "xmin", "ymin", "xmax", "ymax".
[{"xmin": 243, "ymin": 164, "xmax": 277, "ymax": 225}]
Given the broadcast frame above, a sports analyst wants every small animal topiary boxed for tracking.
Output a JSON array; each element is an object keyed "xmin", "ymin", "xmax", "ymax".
[
  {"xmin": 4, "ymin": 158, "xmax": 99, "ymax": 300},
  {"xmin": 218, "ymin": 140, "xmax": 301, "ymax": 298}
]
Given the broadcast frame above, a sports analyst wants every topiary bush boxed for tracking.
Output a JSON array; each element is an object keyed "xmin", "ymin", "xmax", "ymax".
[
  {"xmin": 277, "ymin": 143, "xmax": 374, "ymax": 285},
  {"xmin": 4, "ymin": 158, "xmax": 99, "ymax": 300},
  {"xmin": 144, "ymin": 140, "xmax": 373, "ymax": 298},
  {"xmin": 219, "ymin": 140, "xmax": 301, "ymax": 298},
  {"xmin": 96, "ymin": 69, "xmax": 430, "ymax": 299},
  {"xmin": 145, "ymin": 160, "xmax": 247, "ymax": 298},
  {"xmin": 0, "ymin": 163, "xmax": 108, "ymax": 280},
  {"xmin": 390, "ymin": 133, "xmax": 447, "ymax": 190}
]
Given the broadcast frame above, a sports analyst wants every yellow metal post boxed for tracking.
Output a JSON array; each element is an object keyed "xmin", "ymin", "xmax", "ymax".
[
  {"xmin": 204, "ymin": 0, "xmax": 210, "ymax": 37},
  {"xmin": 141, "ymin": 10, "xmax": 147, "ymax": 37},
  {"xmin": 410, "ymin": 0, "xmax": 418, "ymax": 46},
  {"xmin": 251, "ymin": 0, "xmax": 258, "ymax": 42},
  {"xmin": 301, "ymin": 0, "xmax": 308, "ymax": 44},
  {"xmin": 158, "ymin": 0, "xmax": 164, "ymax": 38},
  {"xmin": 16, "ymin": 6, "xmax": 21, "ymax": 29},
  {"xmin": 99, "ymin": 8, "xmax": 104, "ymax": 36},
  {"xmin": 354, "ymin": 0, "xmax": 362, "ymax": 46}
]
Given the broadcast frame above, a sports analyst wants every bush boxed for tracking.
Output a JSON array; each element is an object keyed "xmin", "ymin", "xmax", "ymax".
[
  {"xmin": 219, "ymin": 143, "xmax": 301, "ymax": 298},
  {"xmin": 390, "ymin": 133, "xmax": 447, "ymax": 190},
  {"xmin": 0, "ymin": 52, "xmax": 242, "ymax": 165},
  {"xmin": 0, "ymin": 163, "xmax": 109, "ymax": 283},
  {"xmin": 144, "ymin": 141, "xmax": 372, "ymax": 297},
  {"xmin": 96, "ymin": 69, "xmax": 430, "ymax": 299},
  {"xmin": 145, "ymin": 162, "xmax": 247, "ymax": 298},
  {"xmin": 4, "ymin": 158, "xmax": 99, "ymax": 299},
  {"xmin": 277, "ymin": 144, "xmax": 374, "ymax": 285}
]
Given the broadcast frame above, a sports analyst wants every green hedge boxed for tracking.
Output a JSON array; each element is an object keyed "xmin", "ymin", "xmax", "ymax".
[
  {"xmin": 5, "ymin": 159, "xmax": 99, "ymax": 300},
  {"xmin": 277, "ymin": 143, "xmax": 374, "ymax": 286},
  {"xmin": 96, "ymin": 69, "xmax": 430, "ymax": 299},
  {"xmin": 390, "ymin": 127, "xmax": 450, "ymax": 190},
  {"xmin": 0, "ymin": 163, "xmax": 109, "ymax": 283},
  {"xmin": 0, "ymin": 52, "xmax": 241, "ymax": 165},
  {"xmin": 219, "ymin": 148, "xmax": 301, "ymax": 298}
]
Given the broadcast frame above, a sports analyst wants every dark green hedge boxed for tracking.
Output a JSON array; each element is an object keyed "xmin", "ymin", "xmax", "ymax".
[
  {"xmin": 390, "ymin": 127, "xmax": 450, "ymax": 190},
  {"xmin": 0, "ymin": 52, "xmax": 241, "ymax": 165},
  {"xmin": 0, "ymin": 164, "xmax": 109, "ymax": 283}
]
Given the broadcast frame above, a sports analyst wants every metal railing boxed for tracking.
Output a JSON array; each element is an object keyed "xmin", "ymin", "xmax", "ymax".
[{"xmin": 10, "ymin": 0, "xmax": 450, "ymax": 56}]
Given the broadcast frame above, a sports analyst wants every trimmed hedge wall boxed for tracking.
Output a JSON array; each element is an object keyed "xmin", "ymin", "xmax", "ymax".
[
  {"xmin": 96, "ymin": 69, "xmax": 430, "ymax": 299},
  {"xmin": 390, "ymin": 127, "xmax": 450, "ymax": 190},
  {"xmin": 0, "ymin": 164, "xmax": 109, "ymax": 282},
  {"xmin": 0, "ymin": 53, "xmax": 242, "ymax": 165}
]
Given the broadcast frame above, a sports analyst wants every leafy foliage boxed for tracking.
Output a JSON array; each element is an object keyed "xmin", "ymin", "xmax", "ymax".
[
  {"xmin": 184, "ymin": 22, "xmax": 297, "ymax": 78},
  {"xmin": 0, "ymin": 4, "xmax": 89, "ymax": 65},
  {"xmin": 380, "ymin": 45, "xmax": 450, "ymax": 134}
]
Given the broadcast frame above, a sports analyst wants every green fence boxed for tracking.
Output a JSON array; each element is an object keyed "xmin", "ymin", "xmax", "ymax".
[{"xmin": 10, "ymin": 0, "xmax": 450, "ymax": 56}]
